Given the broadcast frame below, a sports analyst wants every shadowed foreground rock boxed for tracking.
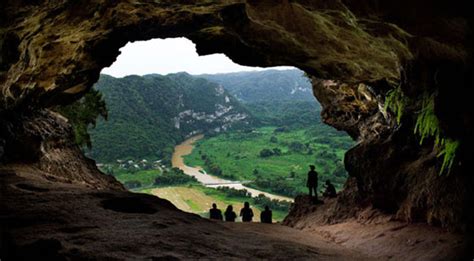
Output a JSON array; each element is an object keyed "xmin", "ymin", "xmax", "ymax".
[{"xmin": 1, "ymin": 167, "xmax": 371, "ymax": 260}]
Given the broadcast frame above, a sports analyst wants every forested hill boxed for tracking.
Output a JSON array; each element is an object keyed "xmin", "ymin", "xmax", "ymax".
[
  {"xmin": 198, "ymin": 69, "xmax": 316, "ymax": 103},
  {"xmin": 88, "ymin": 73, "xmax": 253, "ymax": 163},
  {"xmin": 199, "ymin": 69, "xmax": 321, "ymax": 127}
]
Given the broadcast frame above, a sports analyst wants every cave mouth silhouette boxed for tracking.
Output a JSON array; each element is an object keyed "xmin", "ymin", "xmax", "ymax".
[
  {"xmin": 85, "ymin": 37, "xmax": 353, "ymax": 220},
  {"xmin": 1, "ymin": 1, "xmax": 473, "ymax": 259}
]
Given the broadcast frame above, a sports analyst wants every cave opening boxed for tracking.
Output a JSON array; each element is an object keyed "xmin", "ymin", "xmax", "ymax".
[
  {"xmin": 2, "ymin": 2, "xmax": 472, "ymax": 259},
  {"xmin": 62, "ymin": 37, "xmax": 354, "ymax": 221}
]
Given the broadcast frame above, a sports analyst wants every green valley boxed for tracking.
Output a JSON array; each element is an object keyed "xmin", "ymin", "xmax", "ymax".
[
  {"xmin": 59, "ymin": 69, "xmax": 355, "ymax": 219},
  {"xmin": 184, "ymin": 126, "xmax": 352, "ymax": 197}
]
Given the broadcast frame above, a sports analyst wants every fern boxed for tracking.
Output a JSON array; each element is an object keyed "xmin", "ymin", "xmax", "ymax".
[
  {"xmin": 414, "ymin": 94, "xmax": 440, "ymax": 145},
  {"xmin": 384, "ymin": 86, "xmax": 408, "ymax": 124},
  {"xmin": 437, "ymin": 138, "xmax": 460, "ymax": 175},
  {"xmin": 413, "ymin": 93, "xmax": 459, "ymax": 175},
  {"xmin": 385, "ymin": 89, "xmax": 460, "ymax": 175}
]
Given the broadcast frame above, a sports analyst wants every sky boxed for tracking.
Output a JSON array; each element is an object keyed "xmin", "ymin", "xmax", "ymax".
[{"xmin": 101, "ymin": 38, "xmax": 293, "ymax": 77}]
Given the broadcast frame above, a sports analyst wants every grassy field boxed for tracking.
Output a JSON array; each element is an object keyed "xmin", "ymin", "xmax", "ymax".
[
  {"xmin": 113, "ymin": 169, "xmax": 161, "ymax": 187},
  {"xmin": 184, "ymin": 126, "xmax": 353, "ymax": 196},
  {"xmin": 140, "ymin": 185, "xmax": 287, "ymax": 221}
]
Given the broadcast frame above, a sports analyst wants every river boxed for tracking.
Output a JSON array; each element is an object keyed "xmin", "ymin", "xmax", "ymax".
[{"xmin": 171, "ymin": 135, "xmax": 293, "ymax": 202}]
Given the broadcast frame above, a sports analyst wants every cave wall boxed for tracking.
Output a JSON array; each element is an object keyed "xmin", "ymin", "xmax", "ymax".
[{"xmin": 1, "ymin": 0, "xmax": 472, "ymax": 229}]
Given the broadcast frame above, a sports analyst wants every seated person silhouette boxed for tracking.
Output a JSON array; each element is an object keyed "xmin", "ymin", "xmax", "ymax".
[
  {"xmin": 224, "ymin": 205, "xmax": 237, "ymax": 222},
  {"xmin": 260, "ymin": 206, "xmax": 272, "ymax": 224},
  {"xmin": 322, "ymin": 180, "xmax": 337, "ymax": 198},
  {"xmin": 209, "ymin": 203, "xmax": 223, "ymax": 220},
  {"xmin": 240, "ymin": 202, "xmax": 254, "ymax": 222}
]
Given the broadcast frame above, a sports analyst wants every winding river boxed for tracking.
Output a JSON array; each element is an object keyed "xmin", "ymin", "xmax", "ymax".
[{"xmin": 172, "ymin": 135, "xmax": 293, "ymax": 202}]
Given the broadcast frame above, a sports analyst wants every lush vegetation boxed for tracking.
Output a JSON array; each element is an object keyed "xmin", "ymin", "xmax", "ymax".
[
  {"xmin": 100, "ymin": 164, "xmax": 197, "ymax": 190},
  {"xmin": 154, "ymin": 168, "xmax": 198, "ymax": 187},
  {"xmin": 60, "ymin": 69, "xmax": 355, "ymax": 219},
  {"xmin": 245, "ymin": 100, "xmax": 321, "ymax": 128},
  {"xmin": 54, "ymin": 88, "xmax": 107, "ymax": 148},
  {"xmin": 87, "ymin": 73, "xmax": 253, "ymax": 163},
  {"xmin": 185, "ymin": 126, "xmax": 353, "ymax": 197},
  {"xmin": 200, "ymin": 69, "xmax": 314, "ymax": 103},
  {"xmin": 214, "ymin": 186, "xmax": 291, "ymax": 212}
]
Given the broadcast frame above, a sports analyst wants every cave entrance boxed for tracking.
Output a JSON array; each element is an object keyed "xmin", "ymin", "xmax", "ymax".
[{"xmin": 62, "ymin": 37, "xmax": 353, "ymax": 221}]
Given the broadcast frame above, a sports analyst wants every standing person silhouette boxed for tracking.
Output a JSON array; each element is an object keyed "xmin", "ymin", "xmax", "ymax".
[
  {"xmin": 260, "ymin": 206, "xmax": 272, "ymax": 224},
  {"xmin": 209, "ymin": 203, "xmax": 223, "ymax": 220},
  {"xmin": 239, "ymin": 202, "xmax": 254, "ymax": 222},
  {"xmin": 307, "ymin": 165, "xmax": 319, "ymax": 202},
  {"xmin": 224, "ymin": 205, "xmax": 237, "ymax": 222}
]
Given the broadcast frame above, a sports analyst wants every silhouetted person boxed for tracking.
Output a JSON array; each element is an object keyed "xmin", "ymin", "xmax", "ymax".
[
  {"xmin": 224, "ymin": 205, "xmax": 237, "ymax": 222},
  {"xmin": 322, "ymin": 180, "xmax": 337, "ymax": 198},
  {"xmin": 307, "ymin": 165, "xmax": 319, "ymax": 201},
  {"xmin": 240, "ymin": 202, "xmax": 254, "ymax": 222},
  {"xmin": 260, "ymin": 206, "xmax": 272, "ymax": 224},
  {"xmin": 209, "ymin": 203, "xmax": 223, "ymax": 220}
]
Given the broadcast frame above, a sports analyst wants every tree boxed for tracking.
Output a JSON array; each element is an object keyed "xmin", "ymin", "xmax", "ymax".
[
  {"xmin": 54, "ymin": 88, "xmax": 107, "ymax": 148},
  {"xmin": 289, "ymin": 141, "xmax": 305, "ymax": 152},
  {"xmin": 333, "ymin": 165, "xmax": 347, "ymax": 177},
  {"xmin": 272, "ymin": 148, "xmax": 282, "ymax": 156},
  {"xmin": 270, "ymin": 136, "xmax": 278, "ymax": 143},
  {"xmin": 289, "ymin": 171, "xmax": 295, "ymax": 178},
  {"xmin": 259, "ymin": 148, "xmax": 274, "ymax": 158}
]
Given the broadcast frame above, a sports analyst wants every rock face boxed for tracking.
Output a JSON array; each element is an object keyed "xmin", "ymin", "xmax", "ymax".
[
  {"xmin": 0, "ymin": 109, "xmax": 124, "ymax": 190},
  {"xmin": 1, "ymin": 0, "xmax": 473, "ymax": 237}
]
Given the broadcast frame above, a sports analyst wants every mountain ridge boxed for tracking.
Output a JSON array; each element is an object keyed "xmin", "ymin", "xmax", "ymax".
[{"xmin": 88, "ymin": 73, "xmax": 253, "ymax": 163}]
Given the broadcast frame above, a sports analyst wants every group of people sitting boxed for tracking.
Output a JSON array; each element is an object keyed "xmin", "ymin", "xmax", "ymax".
[
  {"xmin": 209, "ymin": 165, "xmax": 338, "ymax": 222},
  {"xmin": 209, "ymin": 202, "xmax": 272, "ymax": 223}
]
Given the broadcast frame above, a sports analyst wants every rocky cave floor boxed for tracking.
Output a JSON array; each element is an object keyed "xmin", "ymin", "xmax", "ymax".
[{"xmin": 0, "ymin": 165, "xmax": 468, "ymax": 260}]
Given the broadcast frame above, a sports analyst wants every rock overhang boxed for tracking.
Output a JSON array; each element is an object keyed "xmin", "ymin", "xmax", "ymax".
[{"xmin": 1, "ymin": 0, "xmax": 473, "ymax": 231}]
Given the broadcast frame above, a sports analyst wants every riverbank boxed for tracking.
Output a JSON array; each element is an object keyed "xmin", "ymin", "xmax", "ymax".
[{"xmin": 171, "ymin": 134, "xmax": 293, "ymax": 202}]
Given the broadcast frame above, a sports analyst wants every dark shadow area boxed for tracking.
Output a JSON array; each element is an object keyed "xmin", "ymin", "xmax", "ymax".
[{"xmin": 101, "ymin": 196, "xmax": 158, "ymax": 214}]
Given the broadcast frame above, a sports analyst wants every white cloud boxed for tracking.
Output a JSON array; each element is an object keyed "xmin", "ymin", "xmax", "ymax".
[{"xmin": 101, "ymin": 38, "xmax": 293, "ymax": 77}]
